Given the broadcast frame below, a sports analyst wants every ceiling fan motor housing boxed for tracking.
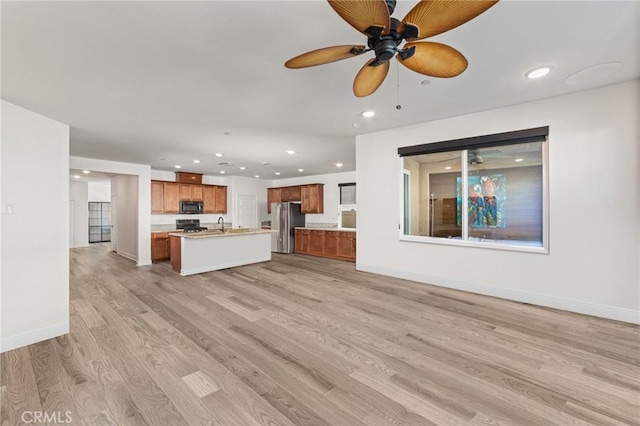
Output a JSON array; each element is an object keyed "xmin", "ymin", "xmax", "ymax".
[{"xmin": 368, "ymin": 17, "xmax": 404, "ymax": 63}]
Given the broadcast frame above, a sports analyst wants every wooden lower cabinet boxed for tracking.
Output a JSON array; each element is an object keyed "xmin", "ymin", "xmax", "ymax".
[
  {"xmin": 151, "ymin": 232, "xmax": 171, "ymax": 262},
  {"xmin": 294, "ymin": 229, "xmax": 355, "ymax": 262}
]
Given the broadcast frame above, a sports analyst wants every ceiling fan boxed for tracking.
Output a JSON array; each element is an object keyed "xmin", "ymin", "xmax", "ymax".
[{"xmin": 285, "ymin": 0, "xmax": 499, "ymax": 97}]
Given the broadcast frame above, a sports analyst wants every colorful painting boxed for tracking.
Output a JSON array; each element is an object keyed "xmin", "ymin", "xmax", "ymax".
[{"xmin": 456, "ymin": 174, "xmax": 506, "ymax": 228}]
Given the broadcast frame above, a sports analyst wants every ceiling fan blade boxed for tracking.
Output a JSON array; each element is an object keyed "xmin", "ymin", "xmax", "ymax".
[
  {"xmin": 353, "ymin": 58, "xmax": 389, "ymax": 97},
  {"xmin": 402, "ymin": 0, "xmax": 499, "ymax": 40},
  {"xmin": 285, "ymin": 45, "xmax": 367, "ymax": 69},
  {"xmin": 328, "ymin": 0, "xmax": 391, "ymax": 37},
  {"xmin": 397, "ymin": 42, "xmax": 468, "ymax": 78}
]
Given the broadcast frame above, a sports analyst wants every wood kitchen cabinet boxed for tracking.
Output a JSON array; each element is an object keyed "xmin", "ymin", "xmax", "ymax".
[
  {"xmin": 175, "ymin": 172, "xmax": 203, "ymax": 184},
  {"xmin": 163, "ymin": 182, "xmax": 179, "ymax": 213},
  {"xmin": 203, "ymin": 185, "xmax": 216, "ymax": 213},
  {"xmin": 151, "ymin": 232, "xmax": 171, "ymax": 262},
  {"xmin": 151, "ymin": 181, "xmax": 226, "ymax": 214},
  {"xmin": 267, "ymin": 188, "xmax": 282, "ymax": 213},
  {"xmin": 267, "ymin": 183, "xmax": 323, "ymax": 213},
  {"xmin": 294, "ymin": 228, "xmax": 355, "ymax": 262},
  {"xmin": 294, "ymin": 229, "xmax": 309, "ymax": 254},
  {"xmin": 215, "ymin": 186, "xmax": 227, "ymax": 214},
  {"xmin": 151, "ymin": 181, "xmax": 165, "ymax": 213},
  {"xmin": 301, "ymin": 184, "xmax": 324, "ymax": 214}
]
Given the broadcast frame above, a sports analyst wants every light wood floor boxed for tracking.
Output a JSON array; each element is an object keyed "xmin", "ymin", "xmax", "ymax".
[{"xmin": 2, "ymin": 243, "xmax": 639, "ymax": 425}]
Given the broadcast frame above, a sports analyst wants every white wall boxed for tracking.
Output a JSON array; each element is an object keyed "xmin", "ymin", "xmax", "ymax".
[
  {"xmin": 69, "ymin": 157, "xmax": 152, "ymax": 265},
  {"xmin": 273, "ymin": 171, "xmax": 357, "ymax": 225},
  {"xmin": 111, "ymin": 175, "xmax": 138, "ymax": 261},
  {"xmin": 1, "ymin": 100, "xmax": 70, "ymax": 352},
  {"xmin": 88, "ymin": 181, "xmax": 111, "ymax": 202},
  {"xmin": 356, "ymin": 80, "xmax": 639, "ymax": 324},
  {"xmin": 69, "ymin": 180, "xmax": 89, "ymax": 248},
  {"xmin": 230, "ymin": 176, "xmax": 269, "ymax": 226}
]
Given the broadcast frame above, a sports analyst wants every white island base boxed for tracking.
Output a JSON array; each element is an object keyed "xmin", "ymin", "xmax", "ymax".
[{"xmin": 170, "ymin": 229, "xmax": 274, "ymax": 276}]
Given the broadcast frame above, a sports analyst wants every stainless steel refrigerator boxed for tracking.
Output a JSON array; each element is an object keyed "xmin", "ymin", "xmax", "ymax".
[{"xmin": 271, "ymin": 202, "xmax": 305, "ymax": 253}]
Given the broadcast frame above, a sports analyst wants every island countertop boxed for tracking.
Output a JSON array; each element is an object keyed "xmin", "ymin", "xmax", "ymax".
[{"xmin": 169, "ymin": 228, "xmax": 275, "ymax": 239}]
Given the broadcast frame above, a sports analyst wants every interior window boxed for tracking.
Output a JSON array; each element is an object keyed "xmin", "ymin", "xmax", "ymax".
[{"xmin": 399, "ymin": 127, "xmax": 548, "ymax": 252}]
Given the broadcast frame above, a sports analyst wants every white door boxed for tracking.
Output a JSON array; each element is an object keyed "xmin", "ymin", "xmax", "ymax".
[
  {"xmin": 111, "ymin": 195, "xmax": 118, "ymax": 252},
  {"xmin": 237, "ymin": 195, "xmax": 257, "ymax": 228},
  {"xmin": 69, "ymin": 200, "xmax": 75, "ymax": 248}
]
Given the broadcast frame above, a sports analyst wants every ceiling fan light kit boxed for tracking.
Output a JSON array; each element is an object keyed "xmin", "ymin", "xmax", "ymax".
[{"xmin": 285, "ymin": 0, "xmax": 499, "ymax": 97}]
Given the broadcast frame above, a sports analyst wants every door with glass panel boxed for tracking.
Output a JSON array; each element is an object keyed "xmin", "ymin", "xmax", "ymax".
[{"xmin": 89, "ymin": 202, "xmax": 111, "ymax": 243}]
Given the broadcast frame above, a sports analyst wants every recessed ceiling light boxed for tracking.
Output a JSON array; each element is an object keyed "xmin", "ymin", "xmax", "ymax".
[
  {"xmin": 193, "ymin": 159, "xmax": 200, "ymax": 163},
  {"xmin": 215, "ymin": 153, "xmax": 224, "ymax": 157},
  {"xmin": 73, "ymin": 175, "xmax": 80, "ymax": 179},
  {"xmin": 361, "ymin": 110, "xmax": 375, "ymax": 118},
  {"xmin": 174, "ymin": 165, "xmax": 181, "ymax": 169},
  {"xmin": 239, "ymin": 166, "xmax": 246, "ymax": 170},
  {"xmin": 515, "ymin": 158, "xmax": 524, "ymax": 162},
  {"xmin": 262, "ymin": 162, "xmax": 271, "ymax": 165},
  {"xmin": 526, "ymin": 66, "xmax": 551, "ymax": 79},
  {"xmin": 223, "ymin": 132, "xmax": 231, "ymax": 135},
  {"xmin": 254, "ymin": 175, "xmax": 260, "ymax": 178},
  {"xmin": 275, "ymin": 172, "xmax": 281, "ymax": 175},
  {"xmin": 445, "ymin": 166, "xmax": 452, "ymax": 170},
  {"xmin": 298, "ymin": 168, "xmax": 304, "ymax": 172},
  {"xmin": 82, "ymin": 170, "xmax": 90, "ymax": 174},
  {"xmin": 286, "ymin": 150, "xmax": 296, "ymax": 155},
  {"xmin": 220, "ymin": 171, "xmax": 226, "ymax": 174},
  {"xmin": 336, "ymin": 162, "xmax": 343, "ymax": 167}
]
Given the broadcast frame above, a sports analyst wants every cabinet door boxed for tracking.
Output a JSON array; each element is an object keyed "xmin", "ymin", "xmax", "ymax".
[
  {"xmin": 267, "ymin": 188, "xmax": 282, "ymax": 213},
  {"xmin": 309, "ymin": 230, "xmax": 324, "ymax": 255},
  {"xmin": 179, "ymin": 184, "xmax": 192, "ymax": 201},
  {"xmin": 301, "ymin": 184, "xmax": 324, "ymax": 213},
  {"xmin": 164, "ymin": 182, "xmax": 179, "ymax": 213},
  {"xmin": 289, "ymin": 186, "xmax": 302, "ymax": 201},
  {"xmin": 191, "ymin": 185, "xmax": 204, "ymax": 201},
  {"xmin": 324, "ymin": 231, "xmax": 339, "ymax": 257},
  {"xmin": 151, "ymin": 232, "xmax": 170, "ymax": 262},
  {"xmin": 203, "ymin": 185, "xmax": 216, "ymax": 213},
  {"xmin": 295, "ymin": 229, "xmax": 309, "ymax": 254},
  {"xmin": 281, "ymin": 187, "xmax": 292, "ymax": 202},
  {"xmin": 215, "ymin": 186, "xmax": 227, "ymax": 213},
  {"xmin": 151, "ymin": 181, "xmax": 165, "ymax": 213},
  {"xmin": 338, "ymin": 232, "xmax": 355, "ymax": 261}
]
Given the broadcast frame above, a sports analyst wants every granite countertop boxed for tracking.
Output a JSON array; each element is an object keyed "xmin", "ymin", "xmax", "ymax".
[
  {"xmin": 295, "ymin": 227, "xmax": 356, "ymax": 232},
  {"xmin": 169, "ymin": 229, "xmax": 275, "ymax": 239}
]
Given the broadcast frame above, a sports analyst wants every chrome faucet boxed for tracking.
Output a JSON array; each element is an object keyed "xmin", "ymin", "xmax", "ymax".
[{"xmin": 217, "ymin": 216, "xmax": 225, "ymax": 232}]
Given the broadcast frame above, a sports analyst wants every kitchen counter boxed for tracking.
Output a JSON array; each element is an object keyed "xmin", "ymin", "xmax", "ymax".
[
  {"xmin": 169, "ymin": 229, "xmax": 274, "ymax": 239},
  {"xmin": 169, "ymin": 229, "xmax": 275, "ymax": 276},
  {"xmin": 295, "ymin": 227, "xmax": 356, "ymax": 232}
]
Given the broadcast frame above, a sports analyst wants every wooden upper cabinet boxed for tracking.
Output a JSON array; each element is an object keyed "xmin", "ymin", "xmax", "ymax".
[
  {"xmin": 203, "ymin": 185, "xmax": 216, "ymax": 213},
  {"xmin": 151, "ymin": 181, "xmax": 165, "ymax": 213},
  {"xmin": 179, "ymin": 184, "xmax": 192, "ymax": 201},
  {"xmin": 267, "ymin": 188, "xmax": 282, "ymax": 213},
  {"xmin": 281, "ymin": 185, "xmax": 302, "ymax": 202},
  {"xmin": 175, "ymin": 172, "xmax": 202, "ymax": 184},
  {"xmin": 215, "ymin": 186, "xmax": 227, "ymax": 214},
  {"xmin": 191, "ymin": 185, "xmax": 203, "ymax": 201},
  {"xmin": 164, "ymin": 182, "xmax": 179, "ymax": 213},
  {"xmin": 301, "ymin": 184, "xmax": 324, "ymax": 213},
  {"xmin": 151, "ymin": 180, "xmax": 226, "ymax": 214}
]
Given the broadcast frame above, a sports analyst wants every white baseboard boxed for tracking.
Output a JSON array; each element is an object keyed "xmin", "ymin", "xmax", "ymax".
[
  {"xmin": 0, "ymin": 322, "xmax": 69, "ymax": 353},
  {"xmin": 356, "ymin": 264, "xmax": 640, "ymax": 324},
  {"xmin": 181, "ymin": 256, "xmax": 271, "ymax": 276},
  {"xmin": 116, "ymin": 250, "xmax": 138, "ymax": 263}
]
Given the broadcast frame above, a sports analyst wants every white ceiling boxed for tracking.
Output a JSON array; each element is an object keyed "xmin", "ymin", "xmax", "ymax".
[{"xmin": 3, "ymin": 1, "xmax": 638, "ymax": 179}]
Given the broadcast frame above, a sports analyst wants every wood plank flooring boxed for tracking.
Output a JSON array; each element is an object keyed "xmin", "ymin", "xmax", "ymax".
[{"xmin": 1, "ymin": 243, "xmax": 639, "ymax": 425}]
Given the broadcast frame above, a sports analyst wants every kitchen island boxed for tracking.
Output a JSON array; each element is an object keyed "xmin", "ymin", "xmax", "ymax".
[{"xmin": 169, "ymin": 229, "xmax": 275, "ymax": 276}]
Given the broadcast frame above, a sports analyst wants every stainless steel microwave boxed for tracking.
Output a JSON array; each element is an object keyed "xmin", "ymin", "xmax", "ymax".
[{"xmin": 179, "ymin": 200, "xmax": 203, "ymax": 214}]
